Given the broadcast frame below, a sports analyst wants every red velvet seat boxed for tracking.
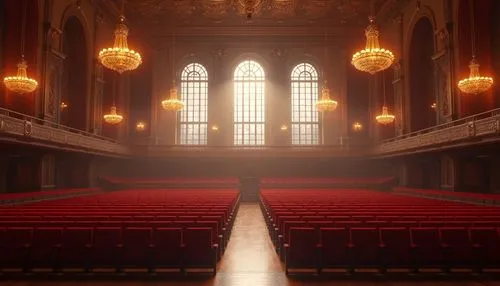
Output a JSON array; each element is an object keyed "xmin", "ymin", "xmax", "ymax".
[
  {"xmin": 121, "ymin": 227, "xmax": 152, "ymax": 269},
  {"xmin": 151, "ymin": 228, "xmax": 182, "ymax": 270},
  {"xmin": 284, "ymin": 227, "xmax": 319, "ymax": 274},
  {"xmin": 319, "ymin": 227, "xmax": 350, "ymax": 269},
  {"xmin": 380, "ymin": 227, "xmax": 411, "ymax": 269},
  {"xmin": 91, "ymin": 227, "xmax": 122, "ymax": 270},
  {"xmin": 182, "ymin": 227, "xmax": 217, "ymax": 275},
  {"xmin": 59, "ymin": 227, "xmax": 93, "ymax": 271},
  {"xmin": 26, "ymin": 227, "xmax": 62, "ymax": 271},
  {"xmin": 410, "ymin": 228, "xmax": 445, "ymax": 269},
  {"xmin": 440, "ymin": 227, "xmax": 475, "ymax": 269},
  {"xmin": 0, "ymin": 227, "xmax": 32, "ymax": 270},
  {"xmin": 350, "ymin": 228, "xmax": 382, "ymax": 268},
  {"xmin": 469, "ymin": 227, "xmax": 500, "ymax": 268}
]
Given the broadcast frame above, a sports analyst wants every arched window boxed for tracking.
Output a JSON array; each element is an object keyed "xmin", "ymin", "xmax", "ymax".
[
  {"xmin": 234, "ymin": 60, "xmax": 265, "ymax": 145},
  {"xmin": 291, "ymin": 63, "xmax": 320, "ymax": 145},
  {"xmin": 179, "ymin": 63, "xmax": 208, "ymax": 145}
]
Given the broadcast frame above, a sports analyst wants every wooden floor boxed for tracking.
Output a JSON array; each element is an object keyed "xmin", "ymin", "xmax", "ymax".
[{"xmin": 3, "ymin": 203, "xmax": 500, "ymax": 286}]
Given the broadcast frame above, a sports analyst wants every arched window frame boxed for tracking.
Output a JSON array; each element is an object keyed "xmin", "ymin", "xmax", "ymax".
[
  {"xmin": 233, "ymin": 60, "xmax": 266, "ymax": 146},
  {"xmin": 178, "ymin": 62, "xmax": 208, "ymax": 145},
  {"xmin": 290, "ymin": 63, "xmax": 320, "ymax": 145}
]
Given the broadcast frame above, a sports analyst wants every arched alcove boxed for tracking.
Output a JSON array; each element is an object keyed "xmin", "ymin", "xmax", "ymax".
[
  {"xmin": 409, "ymin": 17, "xmax": 436, "ymax": 132},
  {"xmin": 61, "ymin": 16, "xmax": 88, "ymax": 131}
]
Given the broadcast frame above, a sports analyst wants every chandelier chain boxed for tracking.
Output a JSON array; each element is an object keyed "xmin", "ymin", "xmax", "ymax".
[
  {"xmin": 20, "ymin": 0, "xmax": 27, "ymax": 58},
  {"xmin": 469, "ymin": 0, "xmax": 476, "ymax": 58}
]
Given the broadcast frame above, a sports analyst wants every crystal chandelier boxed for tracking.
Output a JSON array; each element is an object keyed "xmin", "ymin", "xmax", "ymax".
[
  {"xmin": 4, "ymin": 59, "xmax": 38, "ymax": 94},
  {"xmin": 352, "ymin": 16, "xmax": 394, "ymax": 74},
  {"xmin": 162, "ymin": 82, "xmax": 185, "ymax": 111},
  {"xmin": 103, "ymin": 106, "xmax": 123, "ymax": 125},
  {"xmin": 376, "ymin": 106, "xmax": 395, "ymax": 125},
  {"xmin": 3, "ymin": 1, "xmax": 38, "ymax": 94},
  {"xmin": 458, "ymin": 58, "xmax": 493, "ymax": 94},
  {"xmin": 316, "ymin": 84, "xmax": 338, "ymax": 112},
  {"xmin": 457, "ymin": 0, "xmax": 493, "ymax": 94},
  {"xmin": 98, "ymin": 1, "xmax": 141, "ymax": 74}
]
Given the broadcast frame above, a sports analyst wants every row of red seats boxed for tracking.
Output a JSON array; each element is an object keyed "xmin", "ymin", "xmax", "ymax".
[
  {"xmin": 0, "ymin": 226, "xmax": 218, "ymax": 274},
  {"xmin": 0, "ymin": 189, "xmax": 240, "ymax": 275},
  {"xmin": 260, "ymin": 189, "xmax": 500, "ymax": 275},
  {"xmin": 284, "ymin": 226, "xmax": 500, "ymax": 274},
  {"xmin": 0, "ymin": 188, "xmax": 99, "ymax": 205},
  {"xmin": 260, "ymin": 177, "xmax": 394, "ymax": 185},
  {"xmin": 394, "ymin": 187, "xmax": 500, "ymax": 205}
]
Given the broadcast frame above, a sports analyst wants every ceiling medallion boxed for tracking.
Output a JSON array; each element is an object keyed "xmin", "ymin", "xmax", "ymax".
[{"xmin": 236, "ymin": 0, "xmax": 264, "ymax": 20}]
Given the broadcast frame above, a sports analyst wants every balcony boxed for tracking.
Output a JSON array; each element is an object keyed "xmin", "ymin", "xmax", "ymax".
[
  {"xmin": 375, "ymin": 108, "xmax": 500, "ymax": 156},
  {"xmin": 0, "ymin": 108, "xmax": 130, "ymax": 156}
]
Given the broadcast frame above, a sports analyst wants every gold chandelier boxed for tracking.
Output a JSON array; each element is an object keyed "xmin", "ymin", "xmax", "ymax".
[
  {"xmin": 4, "ymin": 58, "xmax": 38, "ymax": 94},
  {"xmin": 162, "ymin": 82, "xmax": 185, "ymax": 111},
  {"xmin": 316, "ymin": 84, "xmax": 338, "ymax": 112},
  {"xmin": 4, "ymin": 0, "xmax": 37, "ymax": 94},
  {"xmin": 458, "ymin": 57, "xmax": 493, "ymax": 95},
  {"xmin": 103, "ymin": 106, "xmax": 123, "ymax": 125},
  {"xmin": 99, "ymin": 15, "xmax": 142, "ymax": 73},
  {"xmin": 376, "ymin": 106, "xmax": 395, "ymax": 125},
  {"xmin": 457, "ymin": 0, "xmax": 493, "ymax": 94},
  {"xmin": 352, "ymin": 16, "xmax": 394, "ymax": 74}
]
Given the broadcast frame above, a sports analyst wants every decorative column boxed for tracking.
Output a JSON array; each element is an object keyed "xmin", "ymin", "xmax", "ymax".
[
  {"xmin": 392, "ymin": 61, "xmax": 404, "ymax": 136},
  {"xmin": 268, "ymin": 47, "xmax": 288, "ymax": 146},
  {"xmin": 432, "ymin": 27, "xmax": 455, "ymax": 124},
  {"xmin": 92, "ymin": 60, "xmax": 105, "ymax": 134}
]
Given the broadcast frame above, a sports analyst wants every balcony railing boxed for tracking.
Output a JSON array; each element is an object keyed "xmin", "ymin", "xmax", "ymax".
[
  {"xmin": 0, "ymin": 107, "xmax": 129, "ymax": 156},
  {"xmin": 376, "ymin": 108, "xmax": 500, "ymax": 154}
]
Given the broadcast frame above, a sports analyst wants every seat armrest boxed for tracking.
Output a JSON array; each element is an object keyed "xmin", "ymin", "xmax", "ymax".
[
  {"xmin": 284, "ymin": 243, "xmax": 290, "ymax": 248},
  {"xmin": 472, "ymin": 243, "xmax": 483, "ymax": 249},
  {"xmin": 212, "ymin": 244, "xmax": 219, "ymax": 249},
  {"xmin": 410, "ymin": 243, "xmax": 419, "ymax": 249},
  {"xmin": 85, "ymin": 244, "xmax": 92, "ymax": 248},
  {"xmin": 441, "ymin": 243, "xmax": 450, "ymax": 249},
  {"xmin": 149, "ymin": 244, "xmax": 155, "ymax": 248},
  {"xmin": 116, "ymin": 244, "xmax": 124, "ymax": 248},
  {"xmin": 347, "ymin": 243, "xmax": 355, "ymax": 248}
]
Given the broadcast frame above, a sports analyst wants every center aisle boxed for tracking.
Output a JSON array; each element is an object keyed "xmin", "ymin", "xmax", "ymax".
[{"xmin": 214, "ymin": 202, "xmax": 287, "ymax": 285}]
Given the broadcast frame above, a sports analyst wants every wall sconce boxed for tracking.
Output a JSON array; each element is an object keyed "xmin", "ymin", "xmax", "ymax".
[
  {"xmin": 60, "ymin": 101, "xmax": 68, "ymax": 110},
  {"xmin": 280, "ymin": 124, "xmax": 288, "ymax": 131},
  {"xmin": 211, "ymin": 125, "xmax": 219, "ymax": 132},
  {"xmin": 136, "ymin": 121, "xmax": 146, "ymax": 132},
  {"xmin": 352, "ymin": 121, "xmax": 363, "ymax": 132},
  {"xmin": 431, "ymin": 102, "xmax": 437, "ymax": 110}
]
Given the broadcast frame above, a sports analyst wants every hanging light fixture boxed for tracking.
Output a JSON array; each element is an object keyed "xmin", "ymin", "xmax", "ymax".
[
  {"xmin": 3, "ymin": 0, "xmax": 38, "ymax": 94},
  {"xmin": 316, "ymin": 82, "xmax": 338, "ymax": 112},
  {"xmin": 457, "ymin": 0, "xmax": 493, "ymax": 94},
  {"xmin": 316, "ymin": 29, "xmax": 338, "ymax": 112},
  {"xmin": 375, "ymin": 72, "xmax": 395, "ymax": 125},
  {"xmin": 351, "ymin": 0, "xmax": 394, "ymax": 75},
  {"xmin": 161, "ymin": 31, "xmax": 185, "ymax": 111},
  {"xmin": 98, "ymin": 0, "xmax": 142, "ymax": 73},
  {"xmin": 103, "ymin": 106, "xmax": 123, "ymax": 125},
  {"xmin": 103, "ymin": 74, "xmax": 123, "ymax": 125}
]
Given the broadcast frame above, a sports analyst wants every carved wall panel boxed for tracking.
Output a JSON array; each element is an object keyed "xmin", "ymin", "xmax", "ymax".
[
  {"xmin": 392, "ymin": 61, "xmax": 404, "ymax": 136},
  {"xmin": 43, "ymin": 50, "xmax": 66, "ymax": 123},
  {"xmin": 432, "ymin": 50, "xmax": 452, "ymax": 123}
]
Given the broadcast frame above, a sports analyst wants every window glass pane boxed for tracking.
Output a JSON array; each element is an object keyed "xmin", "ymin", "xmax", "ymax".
[
  {"xmin": 291, "ymin": 63, "xmax": 320, "ymax": 145},
  {"xmin": 234, "ymin": 60, "xmax": 265, "ymax": 145},
  {"xmin": 179, "ymin": 63, "xmax": 208, "ymax": 145}
]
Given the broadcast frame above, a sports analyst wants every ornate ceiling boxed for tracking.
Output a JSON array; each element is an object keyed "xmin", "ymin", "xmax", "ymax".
[{"xmin": 100, "ymin": 0, "xmax": 399, "ymax": 49}]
